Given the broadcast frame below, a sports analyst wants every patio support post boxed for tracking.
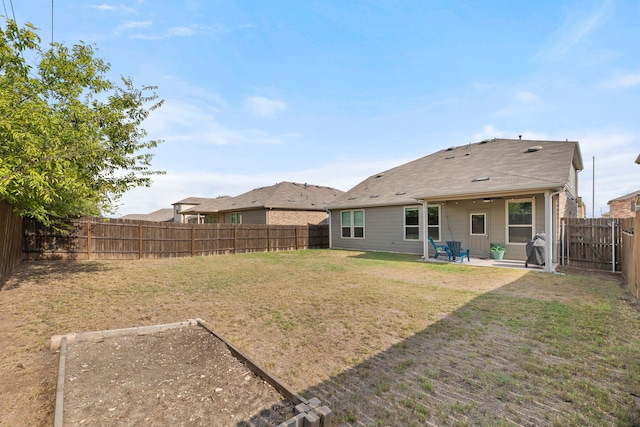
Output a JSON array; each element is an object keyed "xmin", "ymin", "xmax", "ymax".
[
  {"xmin": 544, "ymin": 190, "xmax": 560, "ymax": 272},
  {"xmin": 421, "ymin": 200, "xmax": 429, "ymax": 259}
]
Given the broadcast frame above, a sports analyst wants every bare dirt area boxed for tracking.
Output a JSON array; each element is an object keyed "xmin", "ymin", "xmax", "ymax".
[{"xmin": 61, "ymin": 325, "xmax": 293, "ymax": 426}]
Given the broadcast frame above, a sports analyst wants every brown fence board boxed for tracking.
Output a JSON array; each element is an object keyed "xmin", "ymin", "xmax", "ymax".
[
  {"xmin": 620, "ymin": 216, "xmax": 638, "ymax": 302},
  {"xmin": 23, "ymin": 218, "xmax": 329, "ymax": 260}
]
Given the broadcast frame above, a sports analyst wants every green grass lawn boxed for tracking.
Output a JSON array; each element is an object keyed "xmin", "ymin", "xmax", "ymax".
[{"xmin": 1, "ymin": 249, "xmax": 639, "ymax": 426}]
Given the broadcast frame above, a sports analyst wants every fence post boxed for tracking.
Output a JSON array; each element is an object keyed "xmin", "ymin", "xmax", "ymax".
[
  {"xmin": 191, "ymin": 226, "xmax": 195, "ymax": 257},
  {"xmin": 233, "ymin": 225, "xmax": 237, "ymax": 254},
  {"xmin": 139, "ymin": 224, "xmax": 143, "ymax": 260},
  {"xmin": 267, "ymin": 226, "xmax": 271, "ymax": 252},
  {"xmin": 295, "ymin": 227, "xmax": 298, "ymax": 250},
  {"xmin": 87, "ymin": 220, "xmax": 92, "ymax": 260},
  {"xmin": 611, "ymin": 221, "xmax": 616, "ymax": 273}
]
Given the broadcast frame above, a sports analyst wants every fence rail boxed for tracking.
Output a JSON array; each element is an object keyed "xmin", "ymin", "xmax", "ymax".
[
  {"xmin": 0, "ymin": 200, "xmax": 23, "ymax": 283},
  {"xmin": 23, "ymin": 218, "xmax": 329, "ymax": 260}
]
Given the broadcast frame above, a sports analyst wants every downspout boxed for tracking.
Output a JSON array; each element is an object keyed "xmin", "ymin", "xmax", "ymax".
[
  {"xmin": 327, "ymin": 209, "xmax": 332, "ymax": 249},
  {"xmin": 544, "ymin": 190, "xmax": 561, "ymax": 273}
]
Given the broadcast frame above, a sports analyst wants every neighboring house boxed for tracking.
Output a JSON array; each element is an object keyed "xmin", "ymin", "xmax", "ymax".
[
  {"xmin": 327, "ymin": 138, "xmax": 584, "ymax": 272},
  {"xmin": 120, "ymin": 208, "xmax": 175, "ymax": 222},
  {"xmin": 172, "ymin": 197, "xmax": 229, "ymax": 223},
  {"xmin": 607, "ymin": 190, "xmax": 640, "ymax": 218},
  {"xmin": 184, "ymin": 182, "xmax": 344, "ymax": 225}
]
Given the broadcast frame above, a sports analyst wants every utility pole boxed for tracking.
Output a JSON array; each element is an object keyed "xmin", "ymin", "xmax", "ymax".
[{"xmin": 592, "ymin": 156, "xmax": 595, "ymax": 218}]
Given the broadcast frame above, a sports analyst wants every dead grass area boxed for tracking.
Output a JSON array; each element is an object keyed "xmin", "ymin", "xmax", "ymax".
[{"xmin": 1, "ymin": 249, "xmax": 639, "ymax": 426}]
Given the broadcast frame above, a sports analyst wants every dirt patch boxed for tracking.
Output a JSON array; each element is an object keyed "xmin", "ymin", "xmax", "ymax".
[{"xmin": 60, "ymin": 325, "xmax": 294, "ymax": 426}]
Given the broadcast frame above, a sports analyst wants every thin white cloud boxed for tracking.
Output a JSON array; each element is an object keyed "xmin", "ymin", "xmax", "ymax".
[
  {"xmin": 244, "ymin": 96, "xmax": 288, "ymax": 118},
  {"xmin": 534, "ymin": 0, "xmax": 611, "ymax": 62},
  {"xmin": 129, "ymin": 24, "xmax": 225, "ymax": 40},
  {"xmin": 117, "ymin": 21, "xmax": 152, "ymax": 31},
  {"xmin": 144, "ymin": 100, "xmax": 297, "ymax": 146},
  {"xmin": 606, "ymin": 72, "xmax": 640, "ymax": 89},
  {"xmin": 473, "ymin": 125, "xmax": 505, "ymax": 141},
  {"xmin": 167, "ymin": 27, "xmax": 195, "ymax": 37},
  {"xmin": 515, "ymin": 91, "xmax": 539, "ymax": 103},
  {"xmin": 90, "ymin": 3, "xmax": 136, "ymax": 14}
]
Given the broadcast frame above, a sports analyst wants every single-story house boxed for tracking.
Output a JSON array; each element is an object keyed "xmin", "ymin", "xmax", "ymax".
[
  {"xmin": 184, "ymin": 181, "xmax": 344, "ymax": 225},
  {"xmin": 120, "ymin": 208, "xmax": 175, "ymax": 222},
  {"xmin": 607, "ymin": 190, "xmax": 640, "ymax": 218},
  {"xmin": 172, "ymin": 197, "xmax": 230, "ymax": 223},
  {"xmin": 327, "ymin": 138, "xmax": 584, "ymax": 272}
]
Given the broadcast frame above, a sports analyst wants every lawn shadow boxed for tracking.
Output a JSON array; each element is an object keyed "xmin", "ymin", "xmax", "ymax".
[
  {"xmin": 300, "ymin": 271, "xmax": 640, "ymax": 426},
  {"xmin": 0, "ymin": 260, "xmax": 112, "ymax": 291},
  {"xmin": 346, "ymin": 251, "xmax": 423, "ymax": 264}
]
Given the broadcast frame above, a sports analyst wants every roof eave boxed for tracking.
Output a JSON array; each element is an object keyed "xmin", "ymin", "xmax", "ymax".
[{"xmin": 415, "ymin": 184, "xmax": 567, "ymax": 202}]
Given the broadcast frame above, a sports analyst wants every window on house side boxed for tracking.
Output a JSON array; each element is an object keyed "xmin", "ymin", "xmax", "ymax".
[
  {"xmin": 507, "ymin": 199, "xmax": 533, "ymax": 243},
  {"xmin": 341, "ymin": 210, "xmax": 364, "ymax": 239},
  {"xmin": 427, "ymin": 205, "xmax": 441, "ymax": 241},
  {"xmin": 470, "ymin": 213, "xmax": 486, "ymax": 235},
  {"xmin": 231, "ymin": 212, "xmax": 242, "ymax": 224},
  {"xmin": 404, "ymin": 207, "xmax": 420, "ymax": 240}
]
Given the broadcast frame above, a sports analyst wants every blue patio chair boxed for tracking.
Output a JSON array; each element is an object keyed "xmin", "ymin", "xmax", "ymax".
[
  {"xmin": 447, "ymin": 241, "xmax": 470, "ymax": 263},
  {"xmin": 429, "ymin": 237, "xmax": 452, "ymax": 261}
]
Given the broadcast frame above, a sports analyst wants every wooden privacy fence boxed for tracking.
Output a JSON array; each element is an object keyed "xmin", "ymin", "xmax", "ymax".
[
  {"xmin": 561, "ymin": 217, "xmax": 622, "ymax": 272},
  {"xmin": 23, "ymin": 218, "xmax": 330, "ymax": 260},
  {"xmin": 0, "ymin": 200, "xmax": 23, "ymax": 283},
  {"xmin": 621, "ymin": 215, "xmax": 638, "ymax": 302}
]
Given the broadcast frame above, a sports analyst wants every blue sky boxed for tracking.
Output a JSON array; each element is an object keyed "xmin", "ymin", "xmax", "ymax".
[{"xmin": 9, "ymin": 0, "xmax": 640, "ymax": 217}]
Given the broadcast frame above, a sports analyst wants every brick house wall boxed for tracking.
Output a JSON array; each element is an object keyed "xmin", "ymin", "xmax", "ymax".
[
  {"xmin": 609, "ymin": 198, "xmax": 637, "ymax": 218},
  {"xmin": 267, "ymin": 210, "xmax": 328, "ymax": 225}
]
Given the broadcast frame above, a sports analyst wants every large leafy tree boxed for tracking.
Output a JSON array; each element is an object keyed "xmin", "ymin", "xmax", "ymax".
[{"xmin": 0, "ymin": 19, "xmax": 164, "ymax": 224}]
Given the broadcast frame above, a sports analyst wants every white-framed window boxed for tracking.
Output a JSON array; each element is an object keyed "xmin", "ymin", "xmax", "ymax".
[
  {"xmin": 427, "ymin": 205, "xmax": 441, "ymax": 241},
  {"xmin": 231, "ymin": 212, "xmax": 242, "ymax": 224},
  {"xmin": 341, "ymin": 210, "xmax": 364, "ymax": 238},
  {"xmin": 470, "ymin": 213, "xmax": 486, "ymax": 235},
  {"xmin": 404, "ymin": 206, "xmax": 420, "ymax": 240},
  {"xmin": 506, "ymin": 199, "xmax": 534, "ymax": 243}
]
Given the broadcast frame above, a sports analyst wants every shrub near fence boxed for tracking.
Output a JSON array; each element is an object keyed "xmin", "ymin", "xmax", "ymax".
[
  {"xmin": 0, "ymin": 200, "xmax": 23, "ymax": 283},
  {"xmin": 23, "ymin": 217, "xmax": 330, "ymax": 260}
]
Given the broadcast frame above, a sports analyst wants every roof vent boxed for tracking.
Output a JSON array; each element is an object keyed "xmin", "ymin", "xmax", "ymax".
[
  {"xmin": 370, "ymin": 194, "xmax": 379, "ymax": 198},
  {"xmin": 472, "ymin": 177, "xmax": 490, "ymax": 182},
  {"xmin": 446, "ymin": 146, "xmax": 455, "ymax": 151},
  {"xmin": 480, "ymin": 139, "xmax": 490, "ymax": 144},
  {"xmin": 526, "ymin": 146, "xmax": 543, "ymax": 152},
  {"xmin": 445, "ymin": 155, "xmax": 455, "ymax": 160},
  {"xmin": 348, "ymin": 197, "xmax": 357, "ymax": 200},
  {"xmin": 375, "ymin": 173, "xmax": 384, "ymax": 178},
  {"xmin": 396, "ymin": 191, "xmax": 406, "ymax": 195}
]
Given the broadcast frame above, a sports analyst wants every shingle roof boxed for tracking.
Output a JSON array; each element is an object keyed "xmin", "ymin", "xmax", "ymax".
[
  {"xmin": 187, "ymin": 182, "xmax": 344, "ymax": 213},
  {"xmin": 120, "ymin": 208, "xmax": 174, "ymax": 222},
  {"xmin": 182, "ymin": 196, "xmax": 232, "ymax": 214},
  {"xmin": 328, "ymin": 138, "xmax": 582, "ymax": 209},
  {"xmin": 172, "ymin": 197, "xmax": 218, "ymax": 206},
  {"xmin": 608, "ymin": 189, "xmax": 640, "ymax": 203}
]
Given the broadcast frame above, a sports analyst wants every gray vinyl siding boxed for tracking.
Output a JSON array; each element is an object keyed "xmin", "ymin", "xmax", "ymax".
[
  {"xmin": 330, "ymin": 206, "xmax": 423, "ymax": 254},
  {"xmin": 330, "ymin": 194, "xmax": 549, "ymax": 261}
]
